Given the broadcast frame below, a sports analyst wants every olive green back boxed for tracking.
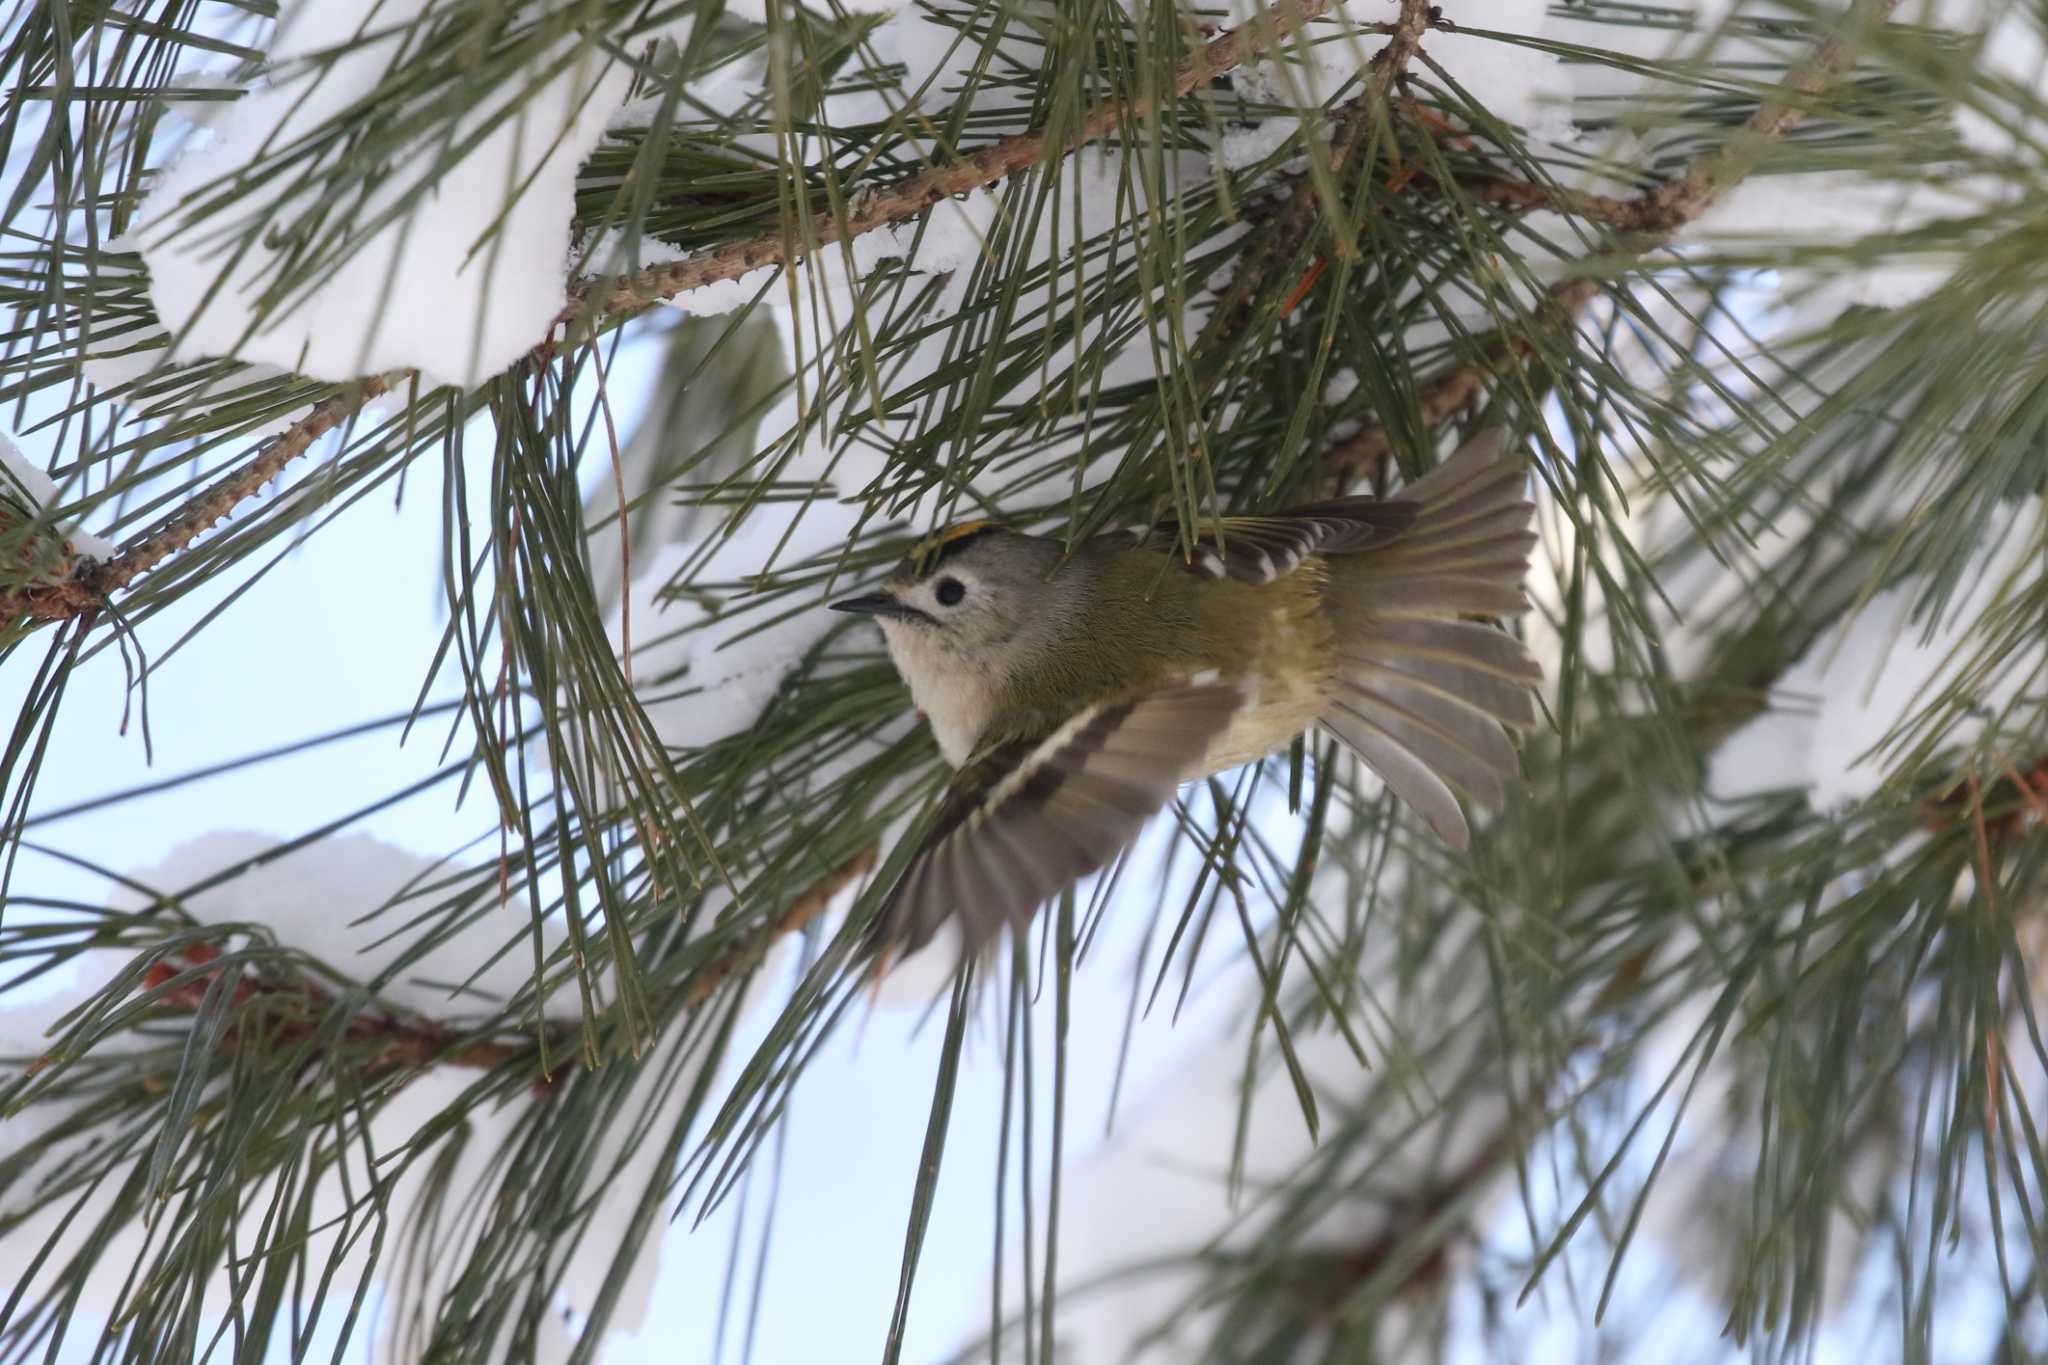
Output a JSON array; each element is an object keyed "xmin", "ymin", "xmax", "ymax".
[{"xmin": 1002, "ymin": 542, "xmax": 1336, "ymax": 740}]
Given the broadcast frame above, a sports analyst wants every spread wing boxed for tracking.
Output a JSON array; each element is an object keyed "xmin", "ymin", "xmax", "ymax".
[
  {"xmin": 1155, "ymin": 493, "xmax": 1419, "ymax": 584},
  {"xmin": 871, "ymin": 674, "xmax": 1249, "ymax": 958}
]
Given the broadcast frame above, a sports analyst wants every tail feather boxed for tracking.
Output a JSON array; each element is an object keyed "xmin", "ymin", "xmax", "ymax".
[
  {"xmin": 1389, "ymin": 503, "xmax": 1536, "ymax": 554},
  {"xmin": 1319, "ymin": 707, "xmax": 1470, "ymax": 846},
  {"xmin": 1389, "ymin": 427, "xmax": 1510, "ymax": 504},
  {"xmin": 1316, "ymin": 429, "xmax": 1542, "ymax": 849},
  {"xmin": 1372, "ymin": 618, "xmax": 1542, "ymax": 680},
  {"xmin": 1342, "ymin": 648, "xmax": 1541, "ymax": 731},
  {"xmin": 1355, "ymin": 576, "xmax": 1526, "ymax": 618},
  {"xmin": 1330, "ymin": 687, "xmax": 1508, "ymax": 808},
  {"xmin": 1332, "ymin": 665, "xmax": 1520, "ymax": 771},
  {"xmin": 1378, "ymin": 538, "xmax": 1539, "ymax": 577}
]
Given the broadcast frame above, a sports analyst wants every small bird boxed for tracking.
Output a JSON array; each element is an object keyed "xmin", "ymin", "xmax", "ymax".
[{"xmin": 831, "ymin": 429, "xmax": 1541, "ymax": 957}]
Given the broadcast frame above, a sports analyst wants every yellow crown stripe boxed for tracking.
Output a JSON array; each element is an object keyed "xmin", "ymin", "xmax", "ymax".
[{"xmin": 911, "ymin": 519, "xmax": 999, "ymax": 564}]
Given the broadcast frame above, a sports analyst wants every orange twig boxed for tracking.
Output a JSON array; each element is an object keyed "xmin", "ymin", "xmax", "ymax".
[{"xmin": 1279, "ymin": 257, "xmax": 1328, "ymax": 319}]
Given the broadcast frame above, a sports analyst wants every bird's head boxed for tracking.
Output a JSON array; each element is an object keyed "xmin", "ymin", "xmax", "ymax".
[
  {"xmin": 831, "ymin": 523, "xmax": 1086, "ymax": 757},
  {"xmin": 832, "ymin": 521, "xmax": 1073, "ymax": 671}
]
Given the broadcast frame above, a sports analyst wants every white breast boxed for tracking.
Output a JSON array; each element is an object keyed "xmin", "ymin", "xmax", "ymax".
[
  {"xmin": 884, "ymin": 628, "xmax": 999, "ymax": 767},
  {"xmin": 910, "ymin": 670, "xmax": 997, "ymax": 766}
]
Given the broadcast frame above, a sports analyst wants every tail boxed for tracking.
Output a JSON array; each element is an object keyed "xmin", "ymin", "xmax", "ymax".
[{"xmin": 1316, "ymin": 429, "xmax": 1542, "ymax": 848}]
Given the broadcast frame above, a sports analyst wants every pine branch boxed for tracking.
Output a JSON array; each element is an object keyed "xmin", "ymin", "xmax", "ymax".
[
  {"xmin": 1919, "ymin": 758, "xmax": 2048, "ymax": 850},
  {"xmin": 1318, "ymin": 283, "xmax": 1587, "ymax": 495},
  {"xmin": 1318, "ymin": 0, "xmax": 1907, "ymax": 494},
  {"xmin": 681, "ymin": 841, "xmax": 876, "ymax": 1008},
  {"xmin": 1191, "ymin": 0, "xmax": 1439, "ymax": 358},
  {"xmin": 1436, "ymin": 172, "xmax": 1654, "ymax": 230},
  {"xmin": 0, "ymin": 0, "xmax": 1371, "ymax": 633},
  {"xmin": 558, "ymin": 0, "xmax": 1389, "ymax": 324},
  {"xmin": 105, "ymin": 937, "xmax": 561, "ymax": 1082},
  {"xmin": 3, "ymin": 373, "xmax": 403, "ymax": 624},
  {"xmin": 1268, "ymin": 1123, "xmax": 1519, "ymax": 1314},
  {"xmin": 1631, "ymin": 6, "xmax": 1901, "ymax": 235},
  {"xmin": 41, "ymin": 845, "xmax": 880, "ymax": 1090}
]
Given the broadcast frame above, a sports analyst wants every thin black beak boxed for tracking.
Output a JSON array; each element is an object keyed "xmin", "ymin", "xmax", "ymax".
[{"xmin": 830, "ymin": 591, "xmax": 912, "ymax": 620}]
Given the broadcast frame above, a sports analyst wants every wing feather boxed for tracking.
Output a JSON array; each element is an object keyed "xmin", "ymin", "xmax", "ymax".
[
  {"xmin": 1160, "ymin": 504, "xmax": 1417, "ymax": 584},
  {"xmin": 872, "ymin": 675, "xmax": 1248, "ymax": 957}
]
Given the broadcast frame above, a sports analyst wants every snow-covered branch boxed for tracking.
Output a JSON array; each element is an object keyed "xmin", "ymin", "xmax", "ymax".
[
  {"xmin": 1322, "ymin": 0, "xmax": 1906, "ymax": 494},
  {"xmin": 0, "ymin": 0, "xmax": 1378, "ymax": 633}
]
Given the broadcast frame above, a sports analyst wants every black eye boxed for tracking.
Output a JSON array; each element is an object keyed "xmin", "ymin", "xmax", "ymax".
[{"xmin": 935, "ymin": 577, "xmax": 966, "ymax": 607}]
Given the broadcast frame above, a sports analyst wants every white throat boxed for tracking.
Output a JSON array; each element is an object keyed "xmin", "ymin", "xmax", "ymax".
[{"xmin": 881, "ymin": 624, "xmax": 999, "ymax": 767}]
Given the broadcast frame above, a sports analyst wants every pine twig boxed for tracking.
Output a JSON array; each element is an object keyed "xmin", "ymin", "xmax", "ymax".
[
  {"xmin": 1439, "ymin": 173, "xmax": 1656, "ymax": 230},
  {"xmin": 1298, "ymin": 1125, "xmax": 1519, "ymax": 1312},
  {"xmin": 683, "ymin": 842, "xmax": 877, "ymax": 1007},
  {"xmin": 1318, "ymin": 281, "xmax": 1592, "ymax": 494},
  {"xmin": 38, "ymin": 936, "xmax": 567, "ymax": 1086},
  {"xmin": 1, "ymin": 0, "xmax": 1366, "ymax": 632},
  {"xmin": 1630, "ymin": 6, "xmax": 1899, "ymax": 235},
  {"xmin": 1319, "ymin": 0, "xmax": 1904, "ymax": 493},
  {"xmin": 38, "ymin": 845, "xmax": 880, "ymax": 1089},
  {"xmin": 4, "ymin": 373, "xmax": 403, "ymax": 624},
  {"xmin": 1919, "ymin": 755, "xmax": 2048, "ymax": 849},
  {"xmin": 558, "ymin": 0, "xmax": 1380, "ymax": 325},
  {"xmin": 1195, "ymin": 0, "xmax": 1439, "ymax": 351}
]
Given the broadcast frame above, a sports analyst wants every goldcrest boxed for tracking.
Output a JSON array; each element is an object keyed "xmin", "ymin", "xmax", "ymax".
[{"xmin": 832, "ymin": 429, "xmax": 1541, "ymax": 955}]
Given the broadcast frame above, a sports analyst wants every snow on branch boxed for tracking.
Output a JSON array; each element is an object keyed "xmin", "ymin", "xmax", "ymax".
[
  {"xmin": 0, "ymin": 0, "xmax": 1378, "ymax": 633},
  {"xmin": 2, "ymin": 828, "xmax": 875, "ymax": 1359},
  {"xmin": 131, "ymin": 2, "xmax": 687, "ymax": 391},
  {"xmin": 0, "ymin": 431, "xmax": 117, "ymax": 581},
  {"xmin": 560, "ymin": 0, "xmax": 1400, "ymax": 325}
]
